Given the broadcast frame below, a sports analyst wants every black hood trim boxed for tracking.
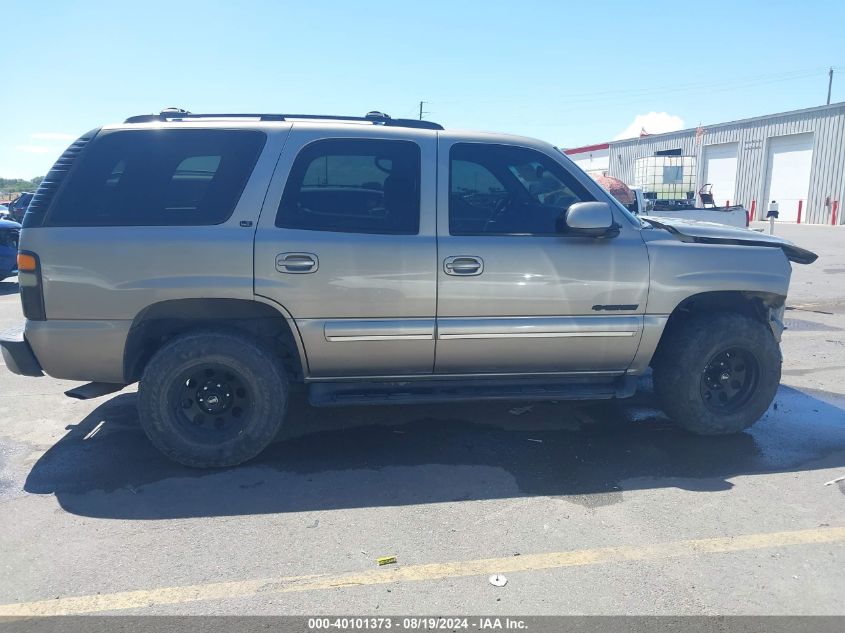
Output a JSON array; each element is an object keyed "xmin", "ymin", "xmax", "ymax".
[{"xmin": 643, "ymin": 218, "xmax": 818, "ymax": 265}]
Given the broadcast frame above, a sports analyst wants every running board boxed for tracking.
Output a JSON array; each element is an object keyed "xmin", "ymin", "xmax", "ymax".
[
  {"xmin": 64, "ymin": 382, "xmax": 126, "ymax": 400},
  {"xmin": 309, "ymin": 375, "xmax": 637, "ymax": 408}
]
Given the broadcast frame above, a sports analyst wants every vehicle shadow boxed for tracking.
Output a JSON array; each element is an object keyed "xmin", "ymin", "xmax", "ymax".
[
  {"xmin": 23, "ymin": 383, "xmax": 845, "ymax": 520},
  {"xmin": 0, "ymin": 279, "xmax": 19, "ymax": 295}
]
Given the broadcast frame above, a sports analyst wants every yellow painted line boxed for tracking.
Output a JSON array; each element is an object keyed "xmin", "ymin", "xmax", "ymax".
[{"xmin": 1, "ymin": 526, "xmax": 843, "ymax": 616}]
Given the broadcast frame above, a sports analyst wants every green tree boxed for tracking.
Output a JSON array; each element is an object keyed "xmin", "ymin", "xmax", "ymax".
[{"xmin": 0, "ymin": 176, "xmax": 45, "ymax": 199}]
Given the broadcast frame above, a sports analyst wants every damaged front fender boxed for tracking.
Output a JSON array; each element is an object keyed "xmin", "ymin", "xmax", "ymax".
[{"xmin": 641, "ymin": 217, "xmax": 818, "ymax": 265}]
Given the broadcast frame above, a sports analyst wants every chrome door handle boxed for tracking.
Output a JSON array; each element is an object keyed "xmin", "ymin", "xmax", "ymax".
[
  {"xmin": 276, "ymin": 252, "xmax": 319, "ymax": 274},
  {"xmin": 444, "ymin": 255, "xmax": 483, "ymax": 276}
]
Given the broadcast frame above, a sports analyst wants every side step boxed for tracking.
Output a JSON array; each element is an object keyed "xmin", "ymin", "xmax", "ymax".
[
  {"xmin": 64, "ymin": 382, "xmax": 126, "ymax": 400},
  {"xmin": 309, "ymin": 375, "xmax": 637, "ymax": 408}
]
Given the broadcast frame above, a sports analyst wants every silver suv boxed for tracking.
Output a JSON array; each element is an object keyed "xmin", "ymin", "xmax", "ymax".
[{"xmin": 1, "ymin": 109, "xmax": 817, "ymax": 467}]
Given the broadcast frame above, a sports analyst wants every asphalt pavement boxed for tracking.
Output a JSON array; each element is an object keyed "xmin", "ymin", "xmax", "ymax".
[{"xmin": 0, "ymin": 223, "xmax": 843, "ymax": 616}]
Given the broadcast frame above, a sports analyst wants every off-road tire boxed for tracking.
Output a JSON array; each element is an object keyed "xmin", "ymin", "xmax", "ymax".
[
  {"xmin": 138, "ymin": 330, "xmax": 288, "ymax": 467},
  {"xmin": 653, "ymin": 312, "xmax": 781, "ymax": 435}
]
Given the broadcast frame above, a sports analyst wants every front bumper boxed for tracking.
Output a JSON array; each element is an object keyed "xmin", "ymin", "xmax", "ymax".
[
  {"xmin": 0, "ymin": 325, "xmax": 44, "ymax": 377},
  {"xmin": 768, "ymin": 304, "xmax": 786, "ymax": 342}
]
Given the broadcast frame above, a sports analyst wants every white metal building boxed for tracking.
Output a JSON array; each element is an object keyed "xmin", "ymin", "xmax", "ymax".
[
  {"xmin": 565, "ymin": 102, "xmax": 845, "ymax": 224},
  {"xmin": 565, "ymin": 142, "xmax": 610, "ymax": 176}
]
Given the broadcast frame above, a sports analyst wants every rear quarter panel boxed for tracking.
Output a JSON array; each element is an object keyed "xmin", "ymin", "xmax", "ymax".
[
  {"xmin": 20, "ymin": 125, "xmax": 289, "ymax": 321},
  {"xmin": 17, "ymin": 124, "xmax": 290, "ymax": 383}
]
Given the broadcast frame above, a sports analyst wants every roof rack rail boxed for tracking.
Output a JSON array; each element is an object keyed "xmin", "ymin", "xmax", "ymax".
[{"xmin": 124, "ymin": 108, "xmax": 443, "ymax": 130}]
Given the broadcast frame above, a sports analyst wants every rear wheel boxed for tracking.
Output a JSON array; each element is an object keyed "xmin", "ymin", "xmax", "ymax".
[
  {"xmin": 653, "ymin": 312, "xmax": 781, "ymax": 435},
  {"xmin": 138, "ymin": 331, "xmax": 288, "ymax": 467}
]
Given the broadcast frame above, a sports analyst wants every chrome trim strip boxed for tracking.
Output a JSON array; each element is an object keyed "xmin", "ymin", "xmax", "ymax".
[
  {"xmin": 326, "ymin": 334, "xmax": 434, "ymax": 342},
  {"xmin": 438, "ymin": 331, "xmax": 635, "ymax": 340},
  {"xmin": 436, "ymin": 315, "xmax": 642, "ymax": 340},
  {"xmin": 323, "ymin": 319, "xmax": 435, "ymax": 343}
]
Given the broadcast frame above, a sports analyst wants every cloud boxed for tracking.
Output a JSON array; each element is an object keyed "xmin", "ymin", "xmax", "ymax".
[
  {"xmin": 614, "ymin": 112, "xmax": 685, "ymax": 140},
  {"xmin": 30, "ymin": 132, "xmax": 75, "ymax": 141},
  {"xmin": 15, "ymin": 145, "xmax": 62, "ymax": 155}
]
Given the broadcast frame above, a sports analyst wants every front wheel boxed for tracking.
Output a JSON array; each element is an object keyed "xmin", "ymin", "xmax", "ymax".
[
  {"xmin": 653, "ymin": 312, "xmax": 781, "ymax": 435},
  {"xmin": 138, "ymin": 330, "xmax": 288, "ymax": 467}
]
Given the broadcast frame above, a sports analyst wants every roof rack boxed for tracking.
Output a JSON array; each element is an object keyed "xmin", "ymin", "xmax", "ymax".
[{"xmin": 124, "ymin": 108, "xmax": 443, "ymax": 130}]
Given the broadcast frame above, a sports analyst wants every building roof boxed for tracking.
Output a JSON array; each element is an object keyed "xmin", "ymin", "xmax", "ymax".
[
  {"xmin": 610, "ymin": 100, "xmax": 845, "ymax": 145},
  {"xmin": 565, "ymin": 101, "xmax": 845, "ymax": 151},
  {"xmin": 564, "ymin": 142, "xmax": 609, "ymax": 155}
]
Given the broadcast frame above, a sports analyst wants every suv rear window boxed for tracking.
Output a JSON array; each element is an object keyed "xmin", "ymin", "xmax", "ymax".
[
  {"xmin": 47, "ymin": 129, "xmax": 266, "ymax": 226},
  {"xmin": 276, "ymin": 139, "xmax": 420, "ymax": 234}
]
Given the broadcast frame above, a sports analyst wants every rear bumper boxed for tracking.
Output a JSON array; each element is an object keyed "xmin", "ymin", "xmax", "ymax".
[
  {"xmin": 0, "ymin": 325, "xmax": 44, "ymax": 377},
  {"xmin": 24, "ymin": 319, "xmax": 131, "ymax": 383}
]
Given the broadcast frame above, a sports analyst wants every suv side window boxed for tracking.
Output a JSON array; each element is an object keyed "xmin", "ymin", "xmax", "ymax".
[
  {"xmin": 449, "ymin": 143, "xmax": 593, "ymax": 236},
  {"xmin": 48, "ymin": 129, "xmax": 266, "ymax": 227},
  {"xmin": 276, "ymin": 139, "xmax": 420, "ymax": 235}
]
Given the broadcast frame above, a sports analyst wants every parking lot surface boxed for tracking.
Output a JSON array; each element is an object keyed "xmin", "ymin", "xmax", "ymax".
[{"xmin": 0, "ymin": 224, "xmax": 843, "ymax": 615}]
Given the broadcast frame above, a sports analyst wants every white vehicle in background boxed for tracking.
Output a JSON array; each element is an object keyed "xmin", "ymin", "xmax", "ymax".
[
  {"xmin": 630, "ymin": 187, "xmax": 749, "ymax": 228},
  {"xmin": 589, "ymin": 174, "xmax": 749, "ymax": 229}
]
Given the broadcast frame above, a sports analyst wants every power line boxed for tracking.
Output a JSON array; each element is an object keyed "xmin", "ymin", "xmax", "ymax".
[{"xmin": 429, "ymin": 66, "xmax": 831, "ymax": 109}]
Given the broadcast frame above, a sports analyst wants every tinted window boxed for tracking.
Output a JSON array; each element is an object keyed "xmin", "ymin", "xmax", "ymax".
[
  {"xmin": 276, "ymin": 139, "xmax": 420, "ymax": 234},
  {"xmin": 48, "ymin": 129, "xmax": 266, "ymax": 226},
  {"xmin": 449, "ymin": 143, "xmax": 593, "ymax": 236}
]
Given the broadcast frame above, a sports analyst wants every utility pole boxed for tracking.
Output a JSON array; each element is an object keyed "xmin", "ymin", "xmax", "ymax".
[
  {"xmin": 827, "ymin": 67, "xmax": 833, "ymax": 105},
  {"xmin": 418, "ymin": 101, "xmax": 427, "ymax": 120}
]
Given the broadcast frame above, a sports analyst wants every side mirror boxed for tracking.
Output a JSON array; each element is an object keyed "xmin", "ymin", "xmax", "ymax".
[{"xmin": 560, "ymin": 201, "xmax": 619, "ymax": 238}]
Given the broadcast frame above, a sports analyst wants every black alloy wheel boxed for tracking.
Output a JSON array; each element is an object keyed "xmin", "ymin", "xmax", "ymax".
[
  {"xmin": 699, "ymin": 347, "xmax": 760, "ymax": 413},
  {"xmin": 173, "ymin": 363, "xmax": 252, "ymax": 442}
]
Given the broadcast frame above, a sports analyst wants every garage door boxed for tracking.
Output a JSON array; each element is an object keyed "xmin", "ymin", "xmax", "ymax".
[
  {"xmin": 703, "ymin": 143, "xmax": 738, "ymax": 206},
  {"xmin": 764, "ymin": 133, "xmax": 814, "ymax": 222}
]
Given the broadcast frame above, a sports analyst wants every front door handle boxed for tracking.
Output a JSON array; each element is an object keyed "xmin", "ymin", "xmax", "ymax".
[
  {"xmin": 444, "ymin": 255, "xmax": 484, "ymax": 276},
  {"xmin": 276, "ymin": 252, "xmax": 319, "ymax": 274}
]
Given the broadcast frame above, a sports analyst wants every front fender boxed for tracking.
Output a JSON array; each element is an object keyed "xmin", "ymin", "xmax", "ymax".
[{"xmin": 642, "ymin": 238, "xmax": 791, "ymax": 316}]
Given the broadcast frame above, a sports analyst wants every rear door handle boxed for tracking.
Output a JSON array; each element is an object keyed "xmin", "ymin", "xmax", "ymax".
[
  {"xmin": 444, "ymin": 255, "xmax": 484, "ymax": 276},
  {"xmin": 276, "ymin": 252, "xmax": 319, "ymax": 274}
]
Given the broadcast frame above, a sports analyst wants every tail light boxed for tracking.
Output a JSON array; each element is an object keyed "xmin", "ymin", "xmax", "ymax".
[{"xmin": 17, "ymin": 251, "xmax": 45, "ymax": 321}]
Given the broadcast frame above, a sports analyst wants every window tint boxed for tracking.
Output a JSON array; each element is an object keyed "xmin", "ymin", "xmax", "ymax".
[
  {"xmin": 449, "ymin": 143, "xmax": 593, "ymax": 236},
  {"xmin": 276, "ymin": 139, "xmax": 420, "ymax": 234},
  {"xmin": 48, "ymin": 129, "xmax": 266, "ymax": 226}
]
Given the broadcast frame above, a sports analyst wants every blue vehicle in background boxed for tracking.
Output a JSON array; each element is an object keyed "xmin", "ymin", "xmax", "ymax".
[
  {"xmin": 0, "ymin": 218, "xmax": 20, "ymax": 280},
  {"xmin": 7, "ymin": 192, "xmax": 33, "ymax": 223}
]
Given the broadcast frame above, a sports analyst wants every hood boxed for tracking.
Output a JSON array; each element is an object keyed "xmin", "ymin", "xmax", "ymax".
[
  {"xmin": 0, "ymin": 218, "xmax": 21, "ymax": 230},
  {"xmin": 641, "ymin": 216, "xmax": 818, "ymax": 265}
]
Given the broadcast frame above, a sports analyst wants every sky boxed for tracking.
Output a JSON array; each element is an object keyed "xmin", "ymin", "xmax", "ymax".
[{"xmin": 2, "ymin": 0, "xmax": 843, "ymax": 179}]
